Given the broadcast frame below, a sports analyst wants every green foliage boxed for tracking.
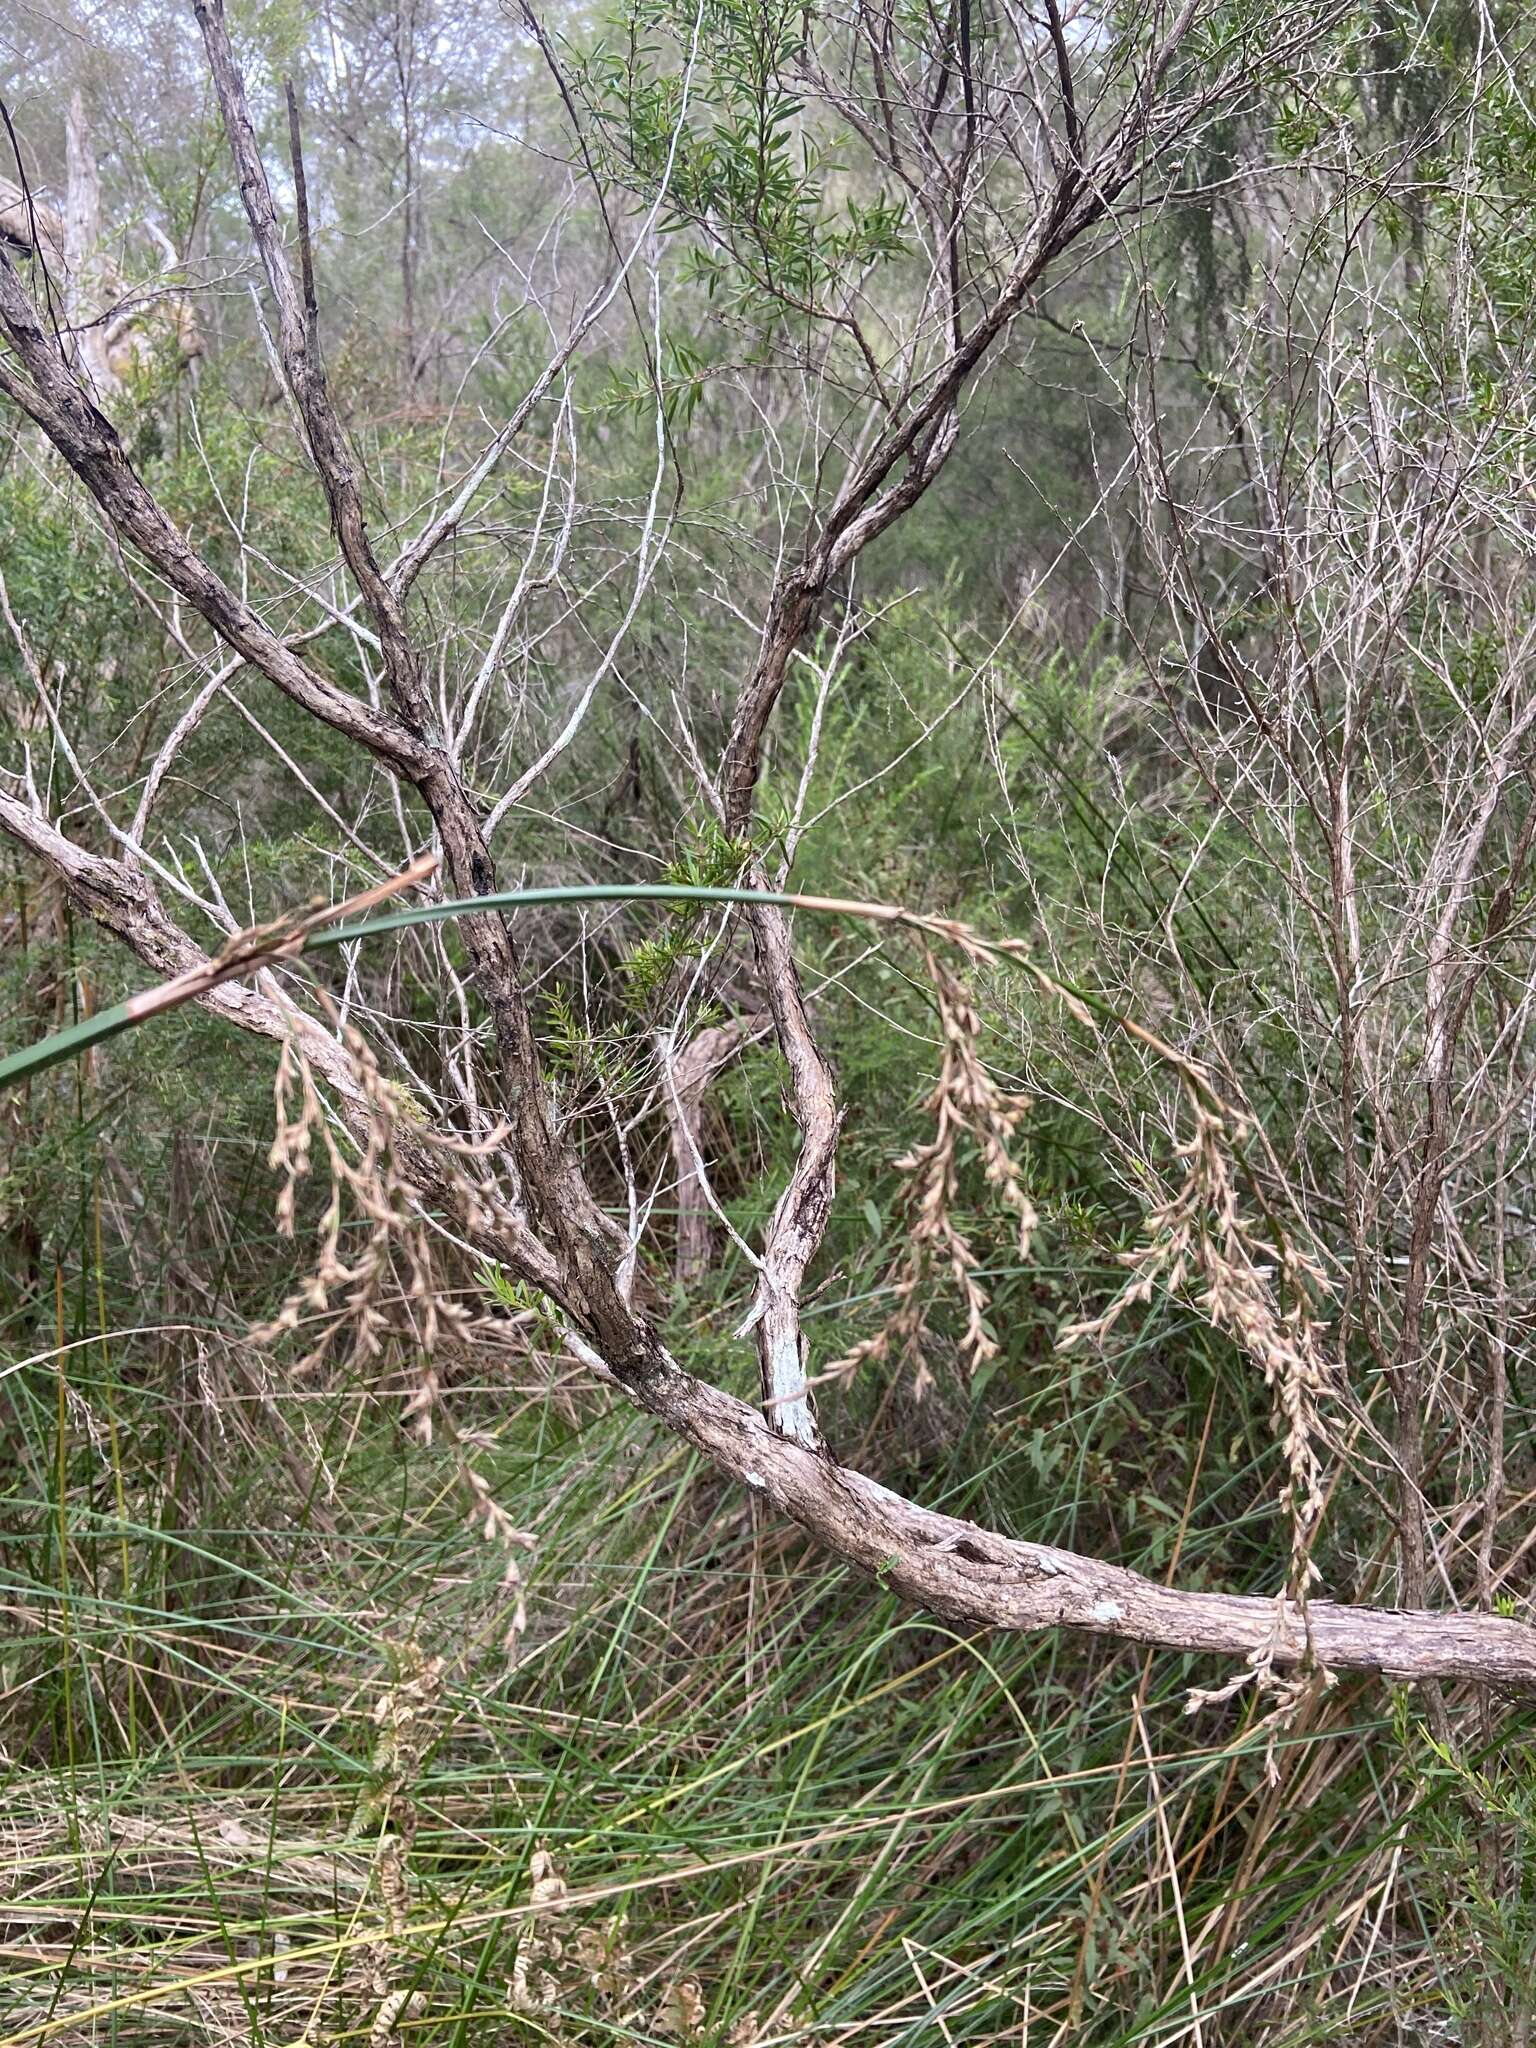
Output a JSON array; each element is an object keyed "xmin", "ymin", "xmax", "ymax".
[
  {"xmin": 1394, "ymin": 1706, "xmax": 1536, "ymax": 2033},
  {"xmin": 481, "ymin": 1262, "xmax": 565, "ymax": 1345},
  {"xmin": 0, "ymin": 1223, "xmax": 1461, "ymax": 2048},
  {"xmin": 573, "ymin": 0, "xmax": 907, "ymax": 325},
  {"xmin": 619, "ymin": 823, "xmax": 754, "ymax": 1006},
  {"xmin": 595, "ymin": 336, "xmax": 718, "ymax": 428}
]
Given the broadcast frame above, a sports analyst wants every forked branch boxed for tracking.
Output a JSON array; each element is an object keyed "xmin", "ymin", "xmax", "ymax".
[{"xmin": 5, "ymin": 844, "xmax": 1535, "ymax": 1690}]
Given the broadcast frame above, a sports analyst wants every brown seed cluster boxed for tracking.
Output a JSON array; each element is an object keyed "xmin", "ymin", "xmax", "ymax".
[
  {"xmin": 828, "ymin": 949, "xmax": 1037, "ymax": 1398},
  {"xmin": 1060, "ymin": 1105, "xmax": 1334, "ymax": 1608}
]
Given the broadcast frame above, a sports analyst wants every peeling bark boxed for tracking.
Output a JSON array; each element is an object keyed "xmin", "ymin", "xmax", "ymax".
[{"xmin": 657, "ymin": 1013, "xmax": 767, "ymax": 1284}]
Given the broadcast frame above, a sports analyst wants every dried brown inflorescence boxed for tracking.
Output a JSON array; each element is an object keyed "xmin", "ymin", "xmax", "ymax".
[
  {"xmin": 1060, "ymin": 1104, "xmax": 1334, "ymax": 1605},
  {"xmin": 509, "ymin": 1843, "xmax": 706, "ymax": 2035},
  {"xmin": 259, "ymin": 1008, "xmax": 538, "ymax": 1654},
  {"xmin": 828, "ymin": 948, "xmax": 1037, "ymax": 1398},
  {"xmin": 256, "ymin": 1011, "xmax": 482, "ymax": 1369}
]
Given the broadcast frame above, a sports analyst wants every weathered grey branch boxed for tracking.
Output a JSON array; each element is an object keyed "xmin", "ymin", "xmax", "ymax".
[
  {"xmin": 732, "ymin": 877, "xmax": 837, "ymax": 1449},
  {"xmin": 633, "ymin": 1352, "xmax": 1536, "ymax": 1688},
  {"xmin": 193, "ymin": 1, "xmax": 433, "ymax": 742},
  {"xmin": 708, "ymin": 0, "xmax": 1283, "ymax": 1450},
  {"xmin": 0, "ymin": 251, "xmax": 428, "ymax": 778},
  {"xmin": 6, "ymin": 804, "xmax": 1535, "ymax": 1689},
  {"xmin": 657, "ymin": 1013, "xmax": 769, "ymax": 1284}
]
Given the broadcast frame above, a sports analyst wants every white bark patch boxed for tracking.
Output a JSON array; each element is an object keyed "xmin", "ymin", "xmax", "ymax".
[
  {"xmin": 1092, "ymin": 1599, "xmax": 1124, "ymax": 1625},
  {"xmin": 764, "ymin": 1325, "xmax": 819, "ymax": 1447}
]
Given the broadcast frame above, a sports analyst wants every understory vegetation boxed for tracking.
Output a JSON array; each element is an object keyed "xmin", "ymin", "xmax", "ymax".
[{"xmin": 3, "ymin": 1, "xmax": 1536, "ymax": 2042}]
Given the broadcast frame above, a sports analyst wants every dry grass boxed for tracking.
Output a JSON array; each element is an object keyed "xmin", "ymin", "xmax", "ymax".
[{"xmin": 1, "ymin": 1304, "xmax": 1520, "ymax": 2047}]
